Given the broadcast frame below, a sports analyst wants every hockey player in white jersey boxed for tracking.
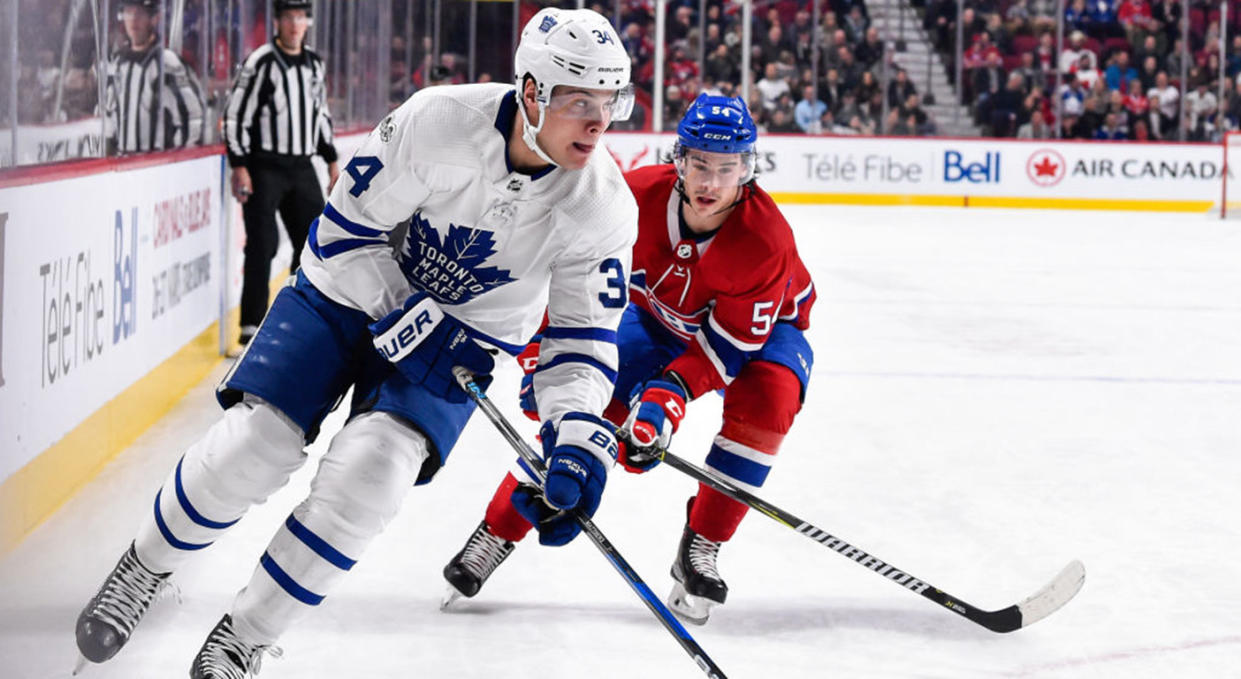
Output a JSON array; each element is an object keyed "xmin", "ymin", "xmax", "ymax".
[{"xmin": 73, "ymin": 8, "xmax": 636, "ymax": 677}]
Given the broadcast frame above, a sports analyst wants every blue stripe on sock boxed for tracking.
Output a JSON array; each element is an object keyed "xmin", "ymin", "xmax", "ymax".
[
  {"xmin": 174, "ymin": 457, "xmax": 240, "ymax": 530},
  {"xmin": 260, "ymin": 552, "xmax": 325, "ymax": 606},
  {"xmin": 152, "ymin": 489, "xmax": 212, "ymax": 551},
  {"xmin": 704, "ymin": 445, "xmax": 772, "ymax": 487},
  {"xmin": 284, "ymin": 515, "xmax": 356, "ymax": 571}
]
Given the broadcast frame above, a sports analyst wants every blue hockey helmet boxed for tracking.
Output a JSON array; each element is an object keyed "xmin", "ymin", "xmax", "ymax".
[
  {"xmin": 676, "ymin": 94, "xmax": 757, "ymax": 155},
  {"xmin": 674, "ymin": 94, "xmax": 758, "ymax": 186}
]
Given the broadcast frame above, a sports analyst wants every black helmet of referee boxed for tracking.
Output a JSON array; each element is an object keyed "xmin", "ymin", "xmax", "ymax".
[{"xmin": 275, "ymin": 0, "xmax": 313, "ymax": 16}]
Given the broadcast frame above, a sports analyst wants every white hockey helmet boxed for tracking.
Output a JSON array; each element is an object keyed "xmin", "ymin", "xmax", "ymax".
[{"xmin": 513, "ymin": 8, "xmax": 634, "ymax": 165}]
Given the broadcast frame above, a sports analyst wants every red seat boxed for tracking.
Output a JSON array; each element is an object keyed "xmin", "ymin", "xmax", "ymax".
[
  {"xmin": 1003, "ymin": 54, "xmax": 1023, "ymax": 70},
  {"xmin": 1012, "ymin": 34, "xmax": 1038, "ymax": 54},
  {"xmin": 1102, "ymin": 37, "xmax": 1132, "ymax": 57}
]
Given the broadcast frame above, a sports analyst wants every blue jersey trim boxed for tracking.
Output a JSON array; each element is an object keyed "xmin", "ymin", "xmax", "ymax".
[
  {"xmin": 260, "ymin": 552, "xmax": 326, "ymax": 605},
  {"xmin": 323, "ymin": 202, "xmax": 385, "ymax": 237},
  {"xmin": 308, "ymin": 218, "xmax": 385, "ymax": 260},
  {"xmin": 284, "ymin": 515, "xmax": 357, "ymax": 571},
  {"xmin": 543, "ymin": 326, "xmax": 618, "ymax": 343},
  {"xmin": 463, "ymin": 325, "xmax": 526, "ymax": 356},
  {"xmin": 536, "ymin": 352, "xmax": 618, "ymax": 383},
  {"xmin": 174, "ymin": 457, "xmax": 239, "ymax": 530}
]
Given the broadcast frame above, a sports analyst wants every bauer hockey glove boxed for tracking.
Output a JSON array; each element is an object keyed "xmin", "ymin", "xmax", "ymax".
[
  {"xmin": 618, "ymin": 374, "xmax": 688, "ymax": 473},
  {"xmin": 516, "ymin": 338, "xmax": 540, "ymax": 421},
  {"xmin": 370, "ymin": 291, "xmax": 494, "ymax": 402},
  {"xmin": 511, "ymin": 412, "xmax": 617, "ymax": 546}
]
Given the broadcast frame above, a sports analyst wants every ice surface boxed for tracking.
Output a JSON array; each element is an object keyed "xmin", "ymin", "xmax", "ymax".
[{"xmin": 2, "ymin": 205, "xmax": 1239, "ymax": 678}]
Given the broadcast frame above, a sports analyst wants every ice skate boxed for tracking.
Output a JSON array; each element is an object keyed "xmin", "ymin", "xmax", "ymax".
[
  {"xmin": 440, "ymin": 521, "xmax": 515, "ymax": 609},
  {"xmin": 667, "ymin": 525, "xmax": 727, "ymax": 625},
  {"xmin": 190, "ymin": 614, "xmax": 281, "ymax": 679},
  {"xmin": 74, "ymin": 543, "xmax": 174, "ymax": 670}
]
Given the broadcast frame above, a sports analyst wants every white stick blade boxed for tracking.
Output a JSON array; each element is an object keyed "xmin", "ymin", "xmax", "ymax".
[{"xmin": 1016, "ymin": 559, "xmax": 1086, "ymax": 628}]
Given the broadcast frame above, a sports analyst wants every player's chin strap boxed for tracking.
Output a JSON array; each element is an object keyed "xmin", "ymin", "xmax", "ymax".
[{"xmin": 517, "ymin": 81, "xmax": 559, "ymax": 168}]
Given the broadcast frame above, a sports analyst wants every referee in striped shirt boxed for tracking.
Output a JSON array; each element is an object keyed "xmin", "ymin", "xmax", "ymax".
[
  {"xmin": 225, "ymin": 0, "xmax": 340, "ymax": 346},
  {"xmin": 104, "ymin": 0, "xmax": 205, "ymax": 154}
]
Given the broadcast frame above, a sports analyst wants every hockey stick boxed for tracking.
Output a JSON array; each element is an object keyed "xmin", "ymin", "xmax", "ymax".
[
  {"xmin": 644, "ymin": 443, "xmax": 1085, "ymax": 634},
  {"xmin": 453, "ymin": 369, "xmax": 728, "ymax": 679}
]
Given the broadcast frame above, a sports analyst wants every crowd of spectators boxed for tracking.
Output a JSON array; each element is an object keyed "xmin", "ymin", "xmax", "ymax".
[
  {"xmin": 925, "ymin": 0, "xmax": 1241, "ymax": 140},
  {"xmin": 595, "ymin": 0, "xmax": 936, "ymax": 135}
]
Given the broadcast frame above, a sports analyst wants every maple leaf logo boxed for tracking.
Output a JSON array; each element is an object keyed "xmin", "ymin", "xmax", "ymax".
[
  {"xmin": 1026, "ymin": 149, "xmax": 1066, "ymax": 187},
  {"xmin": 400, "ymin": 211, "xmax": 516, "ymax": 305}
]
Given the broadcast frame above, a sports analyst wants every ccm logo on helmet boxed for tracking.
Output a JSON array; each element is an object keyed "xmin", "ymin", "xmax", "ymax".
[{"xmin": 703, "ymin": 133, "xmax": 731, "ymax": 140}]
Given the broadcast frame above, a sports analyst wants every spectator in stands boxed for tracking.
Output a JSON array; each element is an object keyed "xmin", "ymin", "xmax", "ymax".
[
  {"xmin": 973, "ymin": 52, "xmax": 1006, "ymax": 122},
  {"xmin": 1147, "ymin": 70, "xmax": 1179, "ymax": 127},
  {"xmin": 759, "ymin": 22, "xmax": 788, "ymax": 68},
  {"xmin": 1104, "ymin": 50, "xmax": 1138, "ymax": 91},
  {"xmin": 706, "ymin": 43, "xmax": 738, "ymax": 87},
  {"xmin": 986, "ymin": 12, "xmax": 1013, "ymax": 54},
  {"xmin": 837, "ymin": 90, "xmax": 862, "ymax": 127},
  {"xmin": 1036, "ymin": 32, "xmax": 1058, "ymax": 73},
  {"xmin": 1079, "ymin": 93, "xmax": 1107, "ymax": 134},
  {"xmin": 1123, "ymin": 78, "xmax": 1150, "ymax": 115},
  {"xmin": 1226, "ymin": 35, "xmax": 1241, "ymax": 80},
  {"xmin": 1093, "ymin": 111, "xmax": 1128, "ymax": 139},
  {"xmin": 768, "ymin": 107, "xmax": 802, "ymax": 133},
  {"xmin": 1131, "ymin": 116, "xmax": 1152, "ymax": 139},
  {"xmin": 1074, "ymin": 52, "xmax": 1102, "ymax": 90},
  {"xmin": 1017, "ymin": 109, "xmax": 1052, "ymax": 138},
  {"xmin": 666, "ymin": 43, "xmax": 699, "ymax": 95},
  {"xmin": 668, "ymin": 5, "xmax": 694, "ymax": 43},
  {"xmin": 794, "ymin": 84, "xmax": 827, "ymax": 133},
  {"xmin": 1060, "ymin": 30, "xmax": 1098, "ymax": 73},
  {"xmin": 836, "ymin": 45, "xmax": 862, "ymax": 91},
  {"xmin": 821, "ymin": 67, "xmax": 845, "ymax": 112},
  {"xmin": 856, "ymin": 71, "xmax": 880, "ymax": 108},
  {"xmin": 1139, "ymin": 54, "xmax": 1160, "ymax": 90},
  {"xmin": 1011, "ymin": 52, "xmax": 1040, "ymax": 94},
  {"xmin": 663, "ymin": 84, "xmax": 686, "ymax": 130},
  {"xmin": 1060, "ymin": 72, "xmax": 1087, "ymax": 116},
  {"xmin": 1086, "ymin": 0, "xmax": 1121, "ymax": 39},
  {"xmin": 900, "ymin": 93, "xmax": 935, "ymax": 135},
  {"xmin": 1186, "ymin": 79, "xmax": 1218, "ymax": 136},
  {"xmin": 888, "ymin": 68, "xmax": 917, "ymax": 108},
  {"xmin": 924, "ymin": 0, "xmax": 956, "ymax": 49},
  {"xmin": 855, "ymin": 27, "xmax": 884, "ymax": 71},
  {"xmin": 1065, "ymin": 0, "xmax": 1093, "ymax": 36},
  {"xmin": 844, "ymin": 6, "xmax": 870, "ymax": 44},
  {"xmin": 964, "ymin": 31, "xmax": 1002, "ymax": 71},
  {"xmin": 1165, "ymin": 38, "xmax": 1185, "ymax": 83},
  {"xmin": 990, "ymin": 72, "xmax": 1027, "ymax": 136},
  {"xmin": 819, "ymin": 108, "xmax": 855, "ymax": 135},
  {"xmin": 789, "ymin": 9, "xmax": 814, "ymax": 47},
  {"xmin": 1061, "ymin": 111, "xmax": 1085, "ymax": 138},
  {"xmin": 1107, "ymin": 89, "xmax": 1132, "ymax": 133},
  {"xmin": 1117, "ymin": 0, "xmax": 1156, "ymax": 46},
  {"xmin": 757, "ymin": 62, "xmax": 791, "ymax": 111}
]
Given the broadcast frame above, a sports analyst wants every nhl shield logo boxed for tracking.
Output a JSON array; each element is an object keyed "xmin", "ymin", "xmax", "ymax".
[
  {"xmin": 675, "ymin": 242, "xmax": 695, "ymax": 260},
  {"xmin": 507, "ymin": 178, "xmax": 524, "ymax": 192}
]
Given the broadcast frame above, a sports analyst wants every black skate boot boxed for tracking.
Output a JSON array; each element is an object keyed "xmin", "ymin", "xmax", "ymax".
[
  {"xmin": 74, "ymin": 543, "xmax": 174, "ymax": 668},
  {"xmin": 667, "ymin": 525, "xmax": 728, "ymax": 625},
  {"xmin": 440, "ymin": 521, "xmax": 516, "ymax": 609},
  {"xmin": 190, "ymin": 614, "xmax": 281, "ymax": 679}
]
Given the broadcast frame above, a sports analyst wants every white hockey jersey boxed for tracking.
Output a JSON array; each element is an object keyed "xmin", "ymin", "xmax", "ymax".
[{"xmin": 300, "ymin": 83, "xmax": 637, "ymax": 423}]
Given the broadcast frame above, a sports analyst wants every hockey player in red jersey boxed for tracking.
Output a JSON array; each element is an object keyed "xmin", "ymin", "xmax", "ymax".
[{"xmin": 442, "ymin": 94, "xmax": 816, "ymax": 624}]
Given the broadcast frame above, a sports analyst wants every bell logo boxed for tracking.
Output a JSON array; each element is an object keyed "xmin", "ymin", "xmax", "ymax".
[{"xmin": 1027, "ymin": 149, "xmax": 1066, "ymax": 187}]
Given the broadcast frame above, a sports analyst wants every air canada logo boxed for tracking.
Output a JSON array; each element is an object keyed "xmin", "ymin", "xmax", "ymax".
[
  {"xmin": 1027, "ymin": 149, "xmax": 1066, "ymax": 187},
  {"xmin": 400, "ymin": 212, "xmax": 516, "ymax": 304}
]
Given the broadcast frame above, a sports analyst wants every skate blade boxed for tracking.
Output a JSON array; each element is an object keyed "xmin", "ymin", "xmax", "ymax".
[
  {"xmin": 72, "ymin": 654, "xmax": 92, "ymax": 675},
  {"xmin": 440, "ymin": 585, "xmax": 465, "ymax": 611},
  {"xmin": 667, "ymin": 582, "xmax": 715, "ymax": 626}
]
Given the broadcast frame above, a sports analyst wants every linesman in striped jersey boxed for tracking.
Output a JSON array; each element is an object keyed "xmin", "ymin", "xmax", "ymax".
[
  {"xmin": 225, "ymin": 0, "xmax": 340, "ymax": 346},
  {"xmin": 104, "ymin": 0, "xmax": 205, "ymax": 154}
]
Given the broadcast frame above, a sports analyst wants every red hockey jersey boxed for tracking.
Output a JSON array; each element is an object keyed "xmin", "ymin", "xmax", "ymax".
[{"xmin": 625, "ymin": 164, "xmax": 816, "ymax": 398}]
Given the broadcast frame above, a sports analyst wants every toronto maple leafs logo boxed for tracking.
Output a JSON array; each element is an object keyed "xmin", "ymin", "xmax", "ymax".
[{"xmin": 400, "ymin": 211, "xmax": 516, "ymax": 304}]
